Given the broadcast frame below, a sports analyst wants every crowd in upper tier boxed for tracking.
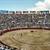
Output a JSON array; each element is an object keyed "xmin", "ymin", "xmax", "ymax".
[{"xmin": 0, "ymin": 13, "xmax": 50, "ymax": 30}]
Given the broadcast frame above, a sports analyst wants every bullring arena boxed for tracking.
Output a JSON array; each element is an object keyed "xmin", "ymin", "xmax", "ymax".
[{"xmin": 0, "ymin": 10, "xmax": 50, "ymax": 50}]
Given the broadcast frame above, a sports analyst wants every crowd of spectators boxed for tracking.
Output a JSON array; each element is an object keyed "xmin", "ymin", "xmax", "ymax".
[
  {"xmin": 0, "ymin": 14, "xmax": 50, "ymax": 30},
  {"xmin": 0, "ymin": 13, "xmax": 50, "ymax": 50},
  {"xmin": 0, "ymin": 41, "xmax": 18, "ymax": 50}
]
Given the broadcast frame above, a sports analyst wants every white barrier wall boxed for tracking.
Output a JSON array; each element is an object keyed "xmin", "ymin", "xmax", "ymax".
[
  {"xmin": 16, "ymin": 11, "xmax": 22, "ymax": 14},
  {"xmin": 37, "ymin": 11, "xmax": 49, "ymax": 14},
  {"xmin": 15, "ymin": 11, "xmax": 49, "ymax": 14},
  {"xmin": 0, "ymin": 10, "xmax": 49, "ymax": 14}
]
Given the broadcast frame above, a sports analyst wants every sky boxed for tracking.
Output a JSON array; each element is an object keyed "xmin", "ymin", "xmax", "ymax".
[{"xmin": 0, "ymin": 0, "xmax": 50, "ymax": 11}]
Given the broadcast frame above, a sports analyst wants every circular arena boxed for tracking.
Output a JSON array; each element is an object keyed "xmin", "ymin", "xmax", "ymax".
[{"xmin": 0, "ymin": 11, "xmax": 50, "ymax": 50}]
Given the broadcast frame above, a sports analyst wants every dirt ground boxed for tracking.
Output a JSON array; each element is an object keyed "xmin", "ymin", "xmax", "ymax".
[{"xmin": 0, "ymin": 29, "xmax": 50, "ymax": 50}]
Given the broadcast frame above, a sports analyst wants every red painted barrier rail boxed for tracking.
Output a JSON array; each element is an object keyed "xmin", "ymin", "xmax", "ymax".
[{"xmin": 0, "ymin": 27, "xmax": 50, "ymax": 36}]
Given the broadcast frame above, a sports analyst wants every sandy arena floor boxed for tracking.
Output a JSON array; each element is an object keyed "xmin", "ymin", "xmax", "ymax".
[{"xmin": 0, "ymin": 29, "xmax": 50, "ymax": 50}]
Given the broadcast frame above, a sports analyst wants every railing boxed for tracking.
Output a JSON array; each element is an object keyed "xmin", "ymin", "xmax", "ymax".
[{"xmin": 0, "ymin": 25, "xmax": 50, "ymax": 36}]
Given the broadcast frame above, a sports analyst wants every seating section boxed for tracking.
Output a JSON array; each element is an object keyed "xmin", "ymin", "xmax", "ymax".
[
  {"xmin": 0, "ymin": 41, "xmax": 18, "ymax": 50},
  {"xmin": 0, "ymin": 14, "xmax": 50, "ymax": 30},
  {"xmin": 0, "ymin": 12, "xmax": 50, "ymax": 49}
]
